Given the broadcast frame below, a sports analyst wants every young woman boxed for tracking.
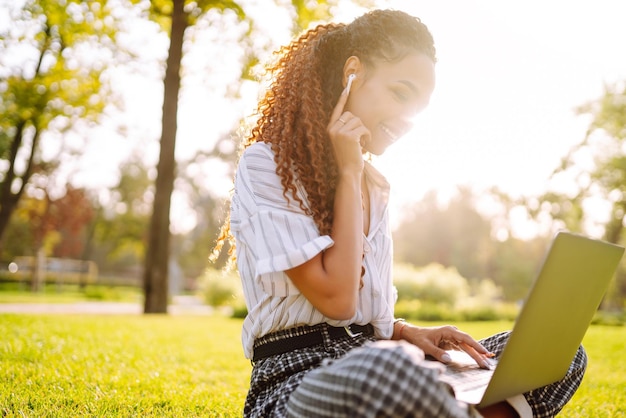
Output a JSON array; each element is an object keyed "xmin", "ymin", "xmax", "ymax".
[{"xmin": 222, "ymin": 9, "xmax": 586, "ymax": 417}]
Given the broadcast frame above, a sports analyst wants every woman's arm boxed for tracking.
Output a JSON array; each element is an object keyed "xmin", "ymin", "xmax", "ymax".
[
  {"xmin": 286, "ymin": 170, "xmax": 363, "ymax": 320},
  {"xmin": 285, "ymin": 82, "xmax": 370, "ymax": 320}
]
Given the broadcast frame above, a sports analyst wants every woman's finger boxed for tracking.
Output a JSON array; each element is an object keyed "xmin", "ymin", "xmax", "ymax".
[
  {"xmin": 458, "ymin": 342, "xmax": 493, "ymax": 369},
  {"xmin": 453, "ymin": 330, "xmax": 492, "ymax": 356},
  {"xmin": 338, "ymin": 118, "xmax": 369, "ymax": 142},
  {"xmin": 329, "ymin": 83, "xmax": 351, "ymax": 127},
  {"xmin": 451, "ymin": 332, "xmax": 496, "ymax": 369}
]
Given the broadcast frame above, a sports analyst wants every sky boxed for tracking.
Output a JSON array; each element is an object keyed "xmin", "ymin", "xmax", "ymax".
[
  {"xmin": 4, "ymin": 0, "xmax": 625, "ymax": 235},
  {"xmin": 110, "ymin": 1, "xmax": 626, "ymax": 234},
  {"xmin": 375, "ymin": 1, "xmax": 626, "ymax": 206}
]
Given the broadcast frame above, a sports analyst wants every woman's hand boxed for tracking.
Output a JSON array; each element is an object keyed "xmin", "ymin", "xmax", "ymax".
[
  {"xmin": 327, "ymin": 80, "xmax": 371, "ymax": 175},
  {"xmin": 395, "ymin": 322, "xmax": 495, "ymax": 369}
]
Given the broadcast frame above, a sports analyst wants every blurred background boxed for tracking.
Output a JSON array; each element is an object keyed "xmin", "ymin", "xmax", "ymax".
[{"xmin": 1, "ymin": 0, "xmax": 625, "ymax": 322}]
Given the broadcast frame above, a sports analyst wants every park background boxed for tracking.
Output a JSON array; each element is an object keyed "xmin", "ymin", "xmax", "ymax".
[{"xmin": 1, "ymin": 0, "xmax": 626, "ymax": 416}]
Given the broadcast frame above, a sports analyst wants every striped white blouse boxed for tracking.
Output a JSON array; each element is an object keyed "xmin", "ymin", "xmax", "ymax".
[{"xmin": 230, "ymin": 142, "xmax": 396, "ymax": 359}]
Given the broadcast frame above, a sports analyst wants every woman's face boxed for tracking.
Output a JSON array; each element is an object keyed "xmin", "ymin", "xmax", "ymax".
[{"xmin": 346, "ymin": 52, "xmax": 436, "ymax": 155}]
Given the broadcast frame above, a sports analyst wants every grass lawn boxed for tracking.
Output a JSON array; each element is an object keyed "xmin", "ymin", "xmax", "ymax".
[
  {"xmin": 0, "ymin": 283, "xmax": 142, "ymax": 304},
  {"xmin": 0, "ymin": 315, "xmax": 624, "ymax": 417},
  {"xmin": 0, "ymin": 314, "xmax": 250, "ymax": 417}
]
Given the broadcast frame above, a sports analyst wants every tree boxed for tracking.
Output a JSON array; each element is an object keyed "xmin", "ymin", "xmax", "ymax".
[
  {"xmin": 1, "ymin": 184, "xmax": 94, "ymax": 290},
  {"xmin": 142, "ymin": 0, "xmax": 247, "ymax": 313},
  {"xmin": 392, "ymin": 187, "xmax": 550, "ymax": 301},
  {"xmin": 141, "ymin": 0, "xmax": 359, "ymax": 313},
  {"xmin": 0, "ymin": 0, "xmax": 125, "ymax": 253},
  {"xmin": 576, "ymin": 82, "xmax": 626, "ymax": 244},
  {"xmin": 174, "ymin": 133, "xmax": 239, "ymax": 278},
  {"xmin": 544, "ymin": 81, "xmax": 626, "ymax": 309},
  {"xmin": 89, "ymin": 154, "xmax": 153, "ymax": 280},
  {"xmin": 46, "ymin": 186, "xmax": 95, "ymax": 259},
  {"xmin": 394, "ymin": 187, "xmax": 494, "ymax": 280}
]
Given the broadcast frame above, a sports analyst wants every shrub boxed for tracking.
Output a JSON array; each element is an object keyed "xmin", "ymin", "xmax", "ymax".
[
  {"xmin": 198, "ymin": 268, "xmax": 243, "ymax": 308},
  {"xmin": 591, "ymin": 311, "xmax": 625, "ymax": 326},
  {"xmin": 232, "ymin": 303, "xmax": 248, "ymax": 319},
  {"xmin": 83, "ymin": 286, "xmax": 126, "ymax": 301},
  {"xmin": 458, "ymin": 306, "xmax": 500, "ymax": 321},
  {"xmin": 394, "ymin": 263, "xmax": 470, "ymax": 306},
  {"xmin": 394, "ymin": 300, "xmax": 459, "ymax": 322},
  {"xmin": 393, "ymin": 263, "xmax": 516, "ymax": 322}
]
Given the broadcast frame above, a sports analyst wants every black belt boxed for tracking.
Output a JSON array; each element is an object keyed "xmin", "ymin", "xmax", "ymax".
[{"xmin": 253, "ymin": 323, "xmax": 374, "ymax": 362}]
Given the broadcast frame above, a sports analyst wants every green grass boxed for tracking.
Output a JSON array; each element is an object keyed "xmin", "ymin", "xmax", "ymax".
[
  {"xmin": 0, "ymin": 282, "xmax": 143, "ymax": 304},
  {"xmin": 0, "ymin": 315, "xmax": 250, "ymax": 417},
  {"xmin": 563, "ymin": 325, "xmax": 626, "ymax": 417},
  {"xmin": 0, "ymin": 316, "xmax": 624, "ymax": 417}
]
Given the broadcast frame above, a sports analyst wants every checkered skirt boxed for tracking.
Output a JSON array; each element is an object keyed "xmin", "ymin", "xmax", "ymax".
[{"xmin": 244, "ymin": 330, "xmax": 586, "ymax": 417}]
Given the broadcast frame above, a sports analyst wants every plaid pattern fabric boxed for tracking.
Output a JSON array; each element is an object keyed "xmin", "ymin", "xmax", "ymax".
[
  {"xmin": 481, "ymin": 332, "xmax": 588, "ymax": 418},
  {"xmin": 245, "ymin": 327, "xmax": 378, "ymax": 417},
  {"xmin": 245, "ymin": 329, "xmax": 586, "ymax": 417},
  {"xmin": 287, "ymin": 341, "xmax": 472, "ymax": 417}
]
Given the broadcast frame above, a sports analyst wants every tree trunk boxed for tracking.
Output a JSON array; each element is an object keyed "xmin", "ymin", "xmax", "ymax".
[
  {"xmin": 0, "ymin": 121, "xmax": 25, "ymax": 250},
  {"xmin": 31, "ymin": 247, "xmax": 45, "ymax": 292},
  {"xmin": 143, "ymin": 0, "xmax": 187, "ymax": 313},
  {"xmin": 0, "ymin": 28, "xmax": 50, "ymax": 252}
]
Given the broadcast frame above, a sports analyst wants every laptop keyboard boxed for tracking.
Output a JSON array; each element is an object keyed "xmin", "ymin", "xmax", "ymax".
[
  {"xmin": 433, "ymin": 351, "xmax": 498, "ymax": 393},
  {"xmin": 439, "ymin": 364, "xmax": 495, "ymax": 392}
]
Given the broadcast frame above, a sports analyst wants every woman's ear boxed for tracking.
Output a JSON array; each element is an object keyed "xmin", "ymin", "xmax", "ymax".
[{"xmin": 342, "ymin": 56, "xmax": 362, "ymax": 87}]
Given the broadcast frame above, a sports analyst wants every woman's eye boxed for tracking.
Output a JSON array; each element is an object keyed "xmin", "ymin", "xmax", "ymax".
[{"xmin": 392, "ymin": 88, "xmax": 409, "ymax": 102}]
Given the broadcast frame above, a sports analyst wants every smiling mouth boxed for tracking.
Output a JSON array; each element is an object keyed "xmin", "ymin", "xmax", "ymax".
[{"xmin": 380, "ymin": 124, "xmax": 402, "ymax": 143}]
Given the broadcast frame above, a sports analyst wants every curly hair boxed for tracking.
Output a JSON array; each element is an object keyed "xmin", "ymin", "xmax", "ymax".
[
  {"xmin": 251, "ymin": 9, "xmax": 435, "ymax": 234},
  {"xmin": 212, "ymin": 9, "xmax": 435, "ymax": 263}
]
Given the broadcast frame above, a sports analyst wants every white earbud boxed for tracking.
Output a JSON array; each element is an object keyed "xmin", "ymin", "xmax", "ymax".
[{"xmin": 346, "ymin": 74, "xmax": 356, "ymax": 96}]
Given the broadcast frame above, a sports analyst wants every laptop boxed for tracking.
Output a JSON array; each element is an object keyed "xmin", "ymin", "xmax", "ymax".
[{"xmin": 438, "ymin": 231, "xmax": 624, "ymax": 408}]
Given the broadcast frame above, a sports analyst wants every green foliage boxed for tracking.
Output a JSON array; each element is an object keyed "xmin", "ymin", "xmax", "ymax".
[
  {"xmin": 393, "ymin": 262, "xmax": 520, "ymax": 322},
  {"xmin": 288, "ymin": 0, "xmax": 376, "ymax": 33},
  {"xmin": 394, "ymin": 263, "xmax": 470, "ymax": 305},
  {"xmin": 289, "ymin": 0, "xmax": 333, "ymax": 33},
  {"xmin": 1, "ymin": 187, "xmax": 95, "ymax": 263},
  {"xmin": 487, "ymin": 236, "xmax": 548, "ymax": 301},
  {"xmin": 0, "ymin": 0, "xmax": 118, "ymax": 145},
  {"xmin": 148, "ymin": 0, "xmax": 246, "ymax": 32},
  {"xmin": 198, "ymin": 268, "xmax": 243, "ymax": 308},
  {"xmin": 394, "ymin": 300, "xmax": 459, "ymax": 322},
  {"xmin": 578, "ymin": 81, "xmax": 626, "ymax": 141},
  {"xmin": 175, "ymin": 145, "xmax": 239, "ymax": 277},
  {"xmin": 393, "ymin": 299, "xmax": 519, "ymax": 323},
  {"xmin": 0, "ymin": 213, "xmax": 35, "ymax": 260},
  {"xmin": 201, "ymin": 261, "xmax": 526, "ymax": 322},
  {"xmin": 81, "ymin": 286, "xmax": 134, "ymax": 301},
  {"xmin": 231, "ymin": 303, "xmax": 248, "ymax": 319},
  {"xmin": 591, "ymin": 310, "xmax": 626, "ymax": 326},
  {"xmin": 393, "ymin": 189, "xmax": 555, "ymax": 304},
  {"xmin": 90, "ymin": 156, "xmax": 152, "ymax": 268},
  {"xmin": 0, "ymin": 0, "xmax": 128, "ymax": 245},
  {"xmin": 542, "ymin": 80, "xmax": 626, "ymax": 311},
  {"xmin": 393, "ymin": 188, "xmax": 494, "ymax": 281},
  {"xmin": 0, "ymin": 282, "xmax": 142, "ymax": 304}
]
